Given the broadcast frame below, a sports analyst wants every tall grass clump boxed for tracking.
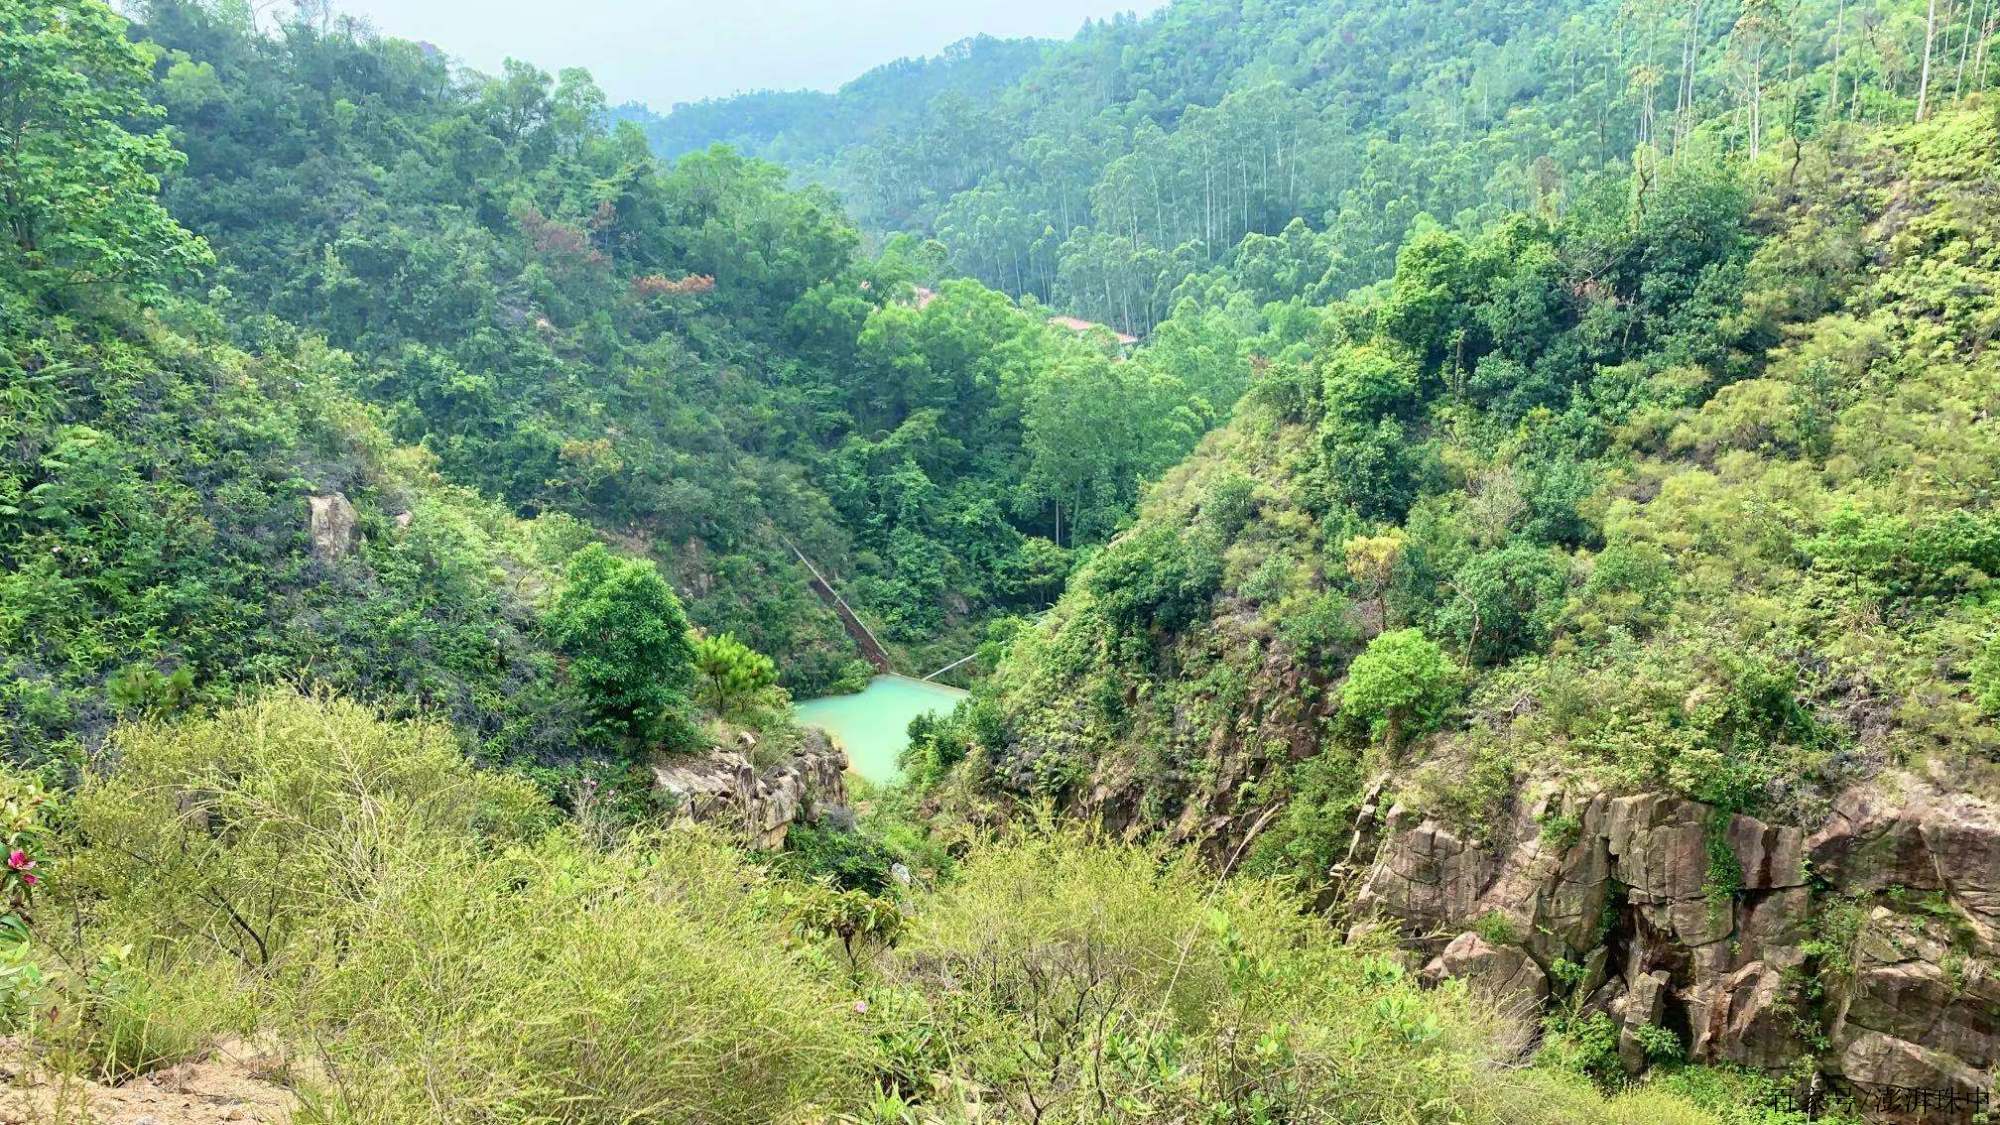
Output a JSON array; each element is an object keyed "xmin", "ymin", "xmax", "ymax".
[
  {"xmin": 55, "ymin": 691, "xmax": 875, "ymax": 1123},
  {"xmin": 873, "ymin": 826, "xmax": 1724, "ymax": 1124},
  {"xmin": 62, "ymin": 691, "xmax": 552, "ymax": 970},
  {"xmin": 285, "ymin": 831, "xmax": 877, "ymax": 1123}
]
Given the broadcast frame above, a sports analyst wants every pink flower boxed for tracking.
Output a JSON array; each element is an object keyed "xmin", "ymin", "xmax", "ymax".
[
  {"xmin": 19, "ymin": 873, "xmax": 36, "ymax": 887},
  {"xmin": 6, "ymin": 851, "xmax": 31, "ymax": 871}
]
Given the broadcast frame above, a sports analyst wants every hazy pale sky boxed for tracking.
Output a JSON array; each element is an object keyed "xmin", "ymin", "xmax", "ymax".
[{"xmin": 328, "ymin": 0, "xmax": 1167, "ymax": 110}]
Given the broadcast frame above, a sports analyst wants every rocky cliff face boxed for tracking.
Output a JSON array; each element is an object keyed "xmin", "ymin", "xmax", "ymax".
[
  {"xmin": 1353, "ymin": 777, "xmax": 1999, "ymax": 1101},
  {"xmin": 652, "ymin": 727, "xmax": 849, "ymax": 849}
]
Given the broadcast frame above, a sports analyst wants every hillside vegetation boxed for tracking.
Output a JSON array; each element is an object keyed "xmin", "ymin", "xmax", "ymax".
[
  {"xmin": 4, "ymin": 0, "xmax": 1288, "ymax": 774},
  {"xmin": 3, "ymin": 690, "xmax": 1794, "ymax": 1123},
  {"xmin": 897, "ymin": 91, "xmax": 2000, "ymax": 1121},
  {"xmin": 3, "ymin": 0, "xmax": 1997, "ymax": 1118},
  {"xmin": 929, "ymin": 105, "xmax": 2000, "ymax": 866},
  {"xmin": 667, "ymin": 0, "xmax": 2000, "ymax": 338}
]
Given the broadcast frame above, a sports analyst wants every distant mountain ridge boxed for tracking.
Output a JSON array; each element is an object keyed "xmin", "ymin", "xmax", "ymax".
[{"xmin": 610, "ymin": 34, "xmax": 1049, "ymax": 164}]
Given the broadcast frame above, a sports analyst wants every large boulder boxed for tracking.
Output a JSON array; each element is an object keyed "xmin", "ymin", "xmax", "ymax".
[
  {"xmin": 1918, "ymin": 794, "xmax": 2000, "ymax": 948},
  {"xmin": 1838, "ymin": 1030, "xmax": 1988, "ymax": 1097},
  {"xmin": 1809, "ymin": 787, "xmax": 2000, "ymax": 950},
  {"xmin": 1423, "ymin": 931, "xmax": 1549, "ymax": 1011},
  {"xmin": 1694, "ymin": 962, "xmax": 1795, "ymax": 1070},
  {"xmin": 1829, "ymin": 908, "xmax": 2000, "ymax": 1075},
  {"xmin": 1806, "ymin": 786, "xmax": 1939, "ymax": 894},
  {"xmin": 1602, "ymin": 795, "xmax": 1804, "ymax": 953},
  {"xmin": 1613, "ymin": 970, "xmax": 1670, "ymax": 1074},
  {"xmin": 1353, "ymin": 806, "xmax": 1498, "ymax": 942},
  {"xmin": 307, "ymin": 492, "xmax": 358, "ymax": 561}
]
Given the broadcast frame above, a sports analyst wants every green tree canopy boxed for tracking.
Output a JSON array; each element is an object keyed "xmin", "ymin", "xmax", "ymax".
[
  {"xmin": 1435, "ymin": 542, "xmax": 1572, "ymax": 668},
  {"xmin": 1340, "ymin": 628, "xmax": 1457, "ymax": 749},
  {"xmin": 691, "ymin": 631, "xmax": 778, "ymax": 716},
  {"xmin": 0, "ymin": 0, "xmax": 211, "ymax": 304},
  {"xmin": 544, "ymin": 544, "xmax": 696, "ymax": 752}
]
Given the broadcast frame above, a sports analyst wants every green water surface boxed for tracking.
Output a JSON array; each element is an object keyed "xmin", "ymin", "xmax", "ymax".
[{"xmin": 795, "ymin": 675, "xmax": 968, "ymax": 784}]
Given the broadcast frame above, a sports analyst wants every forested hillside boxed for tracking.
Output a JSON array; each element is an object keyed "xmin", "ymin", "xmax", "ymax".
[
  {"xmin": 666, "ymin": 0, "xmax": 2000, "ymax": 337},
  {"xmin": 3, "ymin": 0, "xmax": 1998, "ymax": 1119},
  {"xmin": 611, "ymin": 34, "xmax": 1048, "ymax": 164},
  {"xmin": 937, "ymin": 106, "xmax": 2000, "ymax": 840},
  {"xmin": 3, "ymin": 0, "xmax": 1286, "ymax": 768},
  {"xmin": 906, "ymin": 83, "xmax": 2000, "ymax": 1114}
]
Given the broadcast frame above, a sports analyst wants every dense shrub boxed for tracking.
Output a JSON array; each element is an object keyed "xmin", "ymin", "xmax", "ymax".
[
  {"xmin": 775, "ymin": 820, "xmax": 901, "ymax": 894},
  {"xmin": 1083, "ymin": 524, "xmax": 1226, "ymax": 635},
  {"xmin": 60, "ymin": 693, "xmax": 872, "ymax": 1122},
  {"xmin": 291, "ymin": 831, "xmax": 876, "ymax": 1123},
  {"xmin": 1974, "ymin": 632, "xmax": 2000, "ymax": 715},
  {"xmin": 1342, "ymin": 629, "xmax": 1460, "ymax": 747},
  {"xmin": 1434, "ymin": 542, "xmax": 1572, "ymax": 667},
  {"xmin": 885, "ymin": 827, "xmax": 1728, "ymax": 1123},
  {"xmin": 34, "ymin": 695, "xmax": 1747, "ymax": 1123},
  {"xmin": 1808, "ymin": 507, "xmax": 2000, "ymax": 602},
  {"xmin": 544, "ymin": 544, "xmax": 699, "ymax": 753},
  {"xmin": 63, "ymin": 692, "xmax": 551, "ymax": 969}
]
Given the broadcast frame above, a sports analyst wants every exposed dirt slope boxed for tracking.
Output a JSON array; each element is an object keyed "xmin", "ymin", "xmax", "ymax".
[{"xmin": 0, "ymin": 1042, "xmax": 296, "ymax": 1125}]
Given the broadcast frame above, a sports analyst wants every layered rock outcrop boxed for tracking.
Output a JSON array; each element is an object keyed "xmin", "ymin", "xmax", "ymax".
[
  {"xmin": 1354, "ymin": 778, "xmax": 1999, "ymax": 1103},
  {"xmin": 652, "ymin": 727, "xmax": 849, "ymax": 849}
]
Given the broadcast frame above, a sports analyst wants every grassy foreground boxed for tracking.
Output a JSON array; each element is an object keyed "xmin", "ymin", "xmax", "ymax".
[{"xmin": 1, "ymin": 691, "xmax": 1802, "ymax": 1123}]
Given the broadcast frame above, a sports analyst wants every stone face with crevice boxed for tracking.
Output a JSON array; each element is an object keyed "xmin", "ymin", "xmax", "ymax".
[
  {"xmin": 1423, "ymin": 930, "xmax": 1549, "ymax": 1010},
  {"xmin": 1835, "ymin": 909, "xmax": 2000, "ymax": 1077},
  {"xmin": 1355, "ymin": 776, "xmax": 1999, "ymax": 1096},
  {"xmin": 1352, "ymin": 806, "xmax": 1498, "ymax": 943}
]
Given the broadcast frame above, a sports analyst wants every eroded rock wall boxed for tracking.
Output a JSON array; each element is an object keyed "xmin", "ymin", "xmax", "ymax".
[
  {"xmin": 652, "ymin": 727, "xmax": 849, "ymax": 848},
  {"xmin": 1356, "ymin": 779, "xmax": 1999, "ymax": 1100}
]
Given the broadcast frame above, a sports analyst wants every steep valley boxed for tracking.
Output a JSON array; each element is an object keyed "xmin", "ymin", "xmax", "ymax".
[{"xmin": 4, "ymin": 0, "xmax": 2000, "ymax": 1120}]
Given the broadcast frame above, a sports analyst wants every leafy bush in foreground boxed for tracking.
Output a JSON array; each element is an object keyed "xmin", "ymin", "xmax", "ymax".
[{"xmin": 882, "ymin": 826, "xmax": 1728, "ymax": 1124}]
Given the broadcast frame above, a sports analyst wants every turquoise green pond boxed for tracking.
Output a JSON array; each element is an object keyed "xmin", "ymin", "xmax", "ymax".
[{"xmin": 795, "ymin": 675, "xmax": 968, "ymax": 784}]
